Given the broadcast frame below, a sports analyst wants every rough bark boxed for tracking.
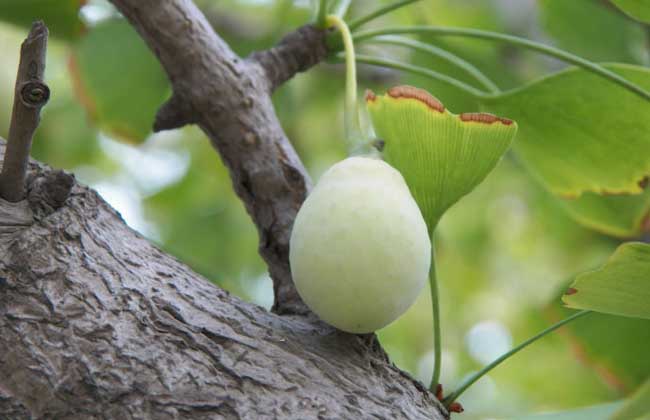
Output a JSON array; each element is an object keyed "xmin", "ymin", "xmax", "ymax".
[
  {"xmin": 0, "ymin": 1, "xmax": 449, "ymax": 418},
  {"xmin": 108, "ymin": 0, "xmax": 325, "ymax": 315},
  {"xmin": 0, "ymin": 150, "xmax": 446, "ymax": 419}
]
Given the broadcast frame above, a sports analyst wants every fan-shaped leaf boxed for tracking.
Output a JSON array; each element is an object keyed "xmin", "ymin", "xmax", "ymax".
[
  {"xmin": 367, "ymin": 85, "xmax": 517, "ymax": 228},
  {"xmin": 559, "ymin": 190, "xmax": 650, "ymax": 239},
  {"xmin": 482, "ymin": 64, "xmax": 650, "ymax": 198},
  {"xmin": 563, "ymin": 242, "xmax": 650, "ymax": 320}
]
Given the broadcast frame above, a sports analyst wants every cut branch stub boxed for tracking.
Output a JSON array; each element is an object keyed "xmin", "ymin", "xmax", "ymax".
[
  {"xmin": 153, "ymin": 93, "xmax": 195, "ymax": 132},
  {"xmin": 0, "ymin": 21, "xmax": 50, "ymax": 203}
]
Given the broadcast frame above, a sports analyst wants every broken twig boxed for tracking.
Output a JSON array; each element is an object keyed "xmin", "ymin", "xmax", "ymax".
[{"xmin": 0, "ymin": 21, "xmax": 50, "ymax": 202}]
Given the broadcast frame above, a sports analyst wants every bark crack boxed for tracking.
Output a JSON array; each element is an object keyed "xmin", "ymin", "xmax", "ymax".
[
  {"xmin": 0, "ymin": 152, "xmax": 446, "ymax": 419},
  {"xmin": 0, "ymin": 2, "xmax": 450, "ymax": 419}
]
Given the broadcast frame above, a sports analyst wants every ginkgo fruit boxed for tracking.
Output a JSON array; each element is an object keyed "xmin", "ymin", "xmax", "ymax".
[{"xmin": 289, "ymin": 156, "xmax": 431, "ymax": 333}]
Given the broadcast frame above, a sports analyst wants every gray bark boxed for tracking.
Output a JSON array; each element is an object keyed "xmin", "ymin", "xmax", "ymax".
[
  {"xmin": 0, "ymin": 0, "xmax": 449, "ymax": 418},
  {"xmin": 0, "ymin": 151, "xmax": 445, "ymax": 419},
  {"xmin": 109, "ymin": 0, "xmax": 323, "ymax": 315},
  {"xmin": 0, "ymin": 21, "xmax": 50, "ymax": 202}
]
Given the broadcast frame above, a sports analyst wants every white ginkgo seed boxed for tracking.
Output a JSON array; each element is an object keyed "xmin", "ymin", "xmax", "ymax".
[{"xmin": 289, "ymin": 156, "xmax": 431, "ymax": 333}]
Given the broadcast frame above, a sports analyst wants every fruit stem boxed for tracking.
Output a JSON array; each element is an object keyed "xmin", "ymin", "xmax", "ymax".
[
  {"xmin": 429, "ymin": 241, "xmax": 443, "ymax": 391},
  {"xmin": 443, "ymin": 309, "xmax": 592, "ymax": 407},
  {"xmin": 326, "ymin": 14, "xmax": 363, "ymax": 147}
]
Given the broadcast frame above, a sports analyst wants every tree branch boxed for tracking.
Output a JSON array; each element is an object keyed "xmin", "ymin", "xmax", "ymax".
[
  {"xmin": 0, "ymin": 21, "xmax": 50, "ymax": 203},
  {"xmin": 249, "ymin": 24, "xmax": 329, "ymax": 93},
  {"xmin": 0, "ymin": 6, "xmax": 449, "ymax": 418},
  {"xmin": 108, "ymin": 0, "xmax": 329, "ymax": 314},
  {"xmin": 0, "ymin": 148, "xmax": 447, "ymax": 420}
]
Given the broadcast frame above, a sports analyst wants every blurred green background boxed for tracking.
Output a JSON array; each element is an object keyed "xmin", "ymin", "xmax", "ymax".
[{"xmin": 1, "ymin": 0, "xmax": 648, "ymax": 418}]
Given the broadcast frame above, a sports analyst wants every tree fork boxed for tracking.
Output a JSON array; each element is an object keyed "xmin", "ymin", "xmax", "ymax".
[
  {"xmin": 108, "ymin": 0, "xmax": 322, "ymax": 314},
  {"xmin": 0, "ymin": 4, "xmax": 449, "ymax": 418}
]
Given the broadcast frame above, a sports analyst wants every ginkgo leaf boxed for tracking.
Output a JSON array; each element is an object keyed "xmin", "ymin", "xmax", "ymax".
[
  {"xmin": 610, "ymin": 0, "xmax": 650, "ymax": 24},
  {"xmin": 551, "ymin": 304, "xmax": 650, "ymax": 392},
  {"xmin": 71, "ymin": 19, "xmax": 169, "ymax": 143},
  {"xmin": 560, "ymin": 190, "xmax": 650, "ymax": 239},
  {"xmin": 539, "ymin": 0, "xmax": 648, "ymax": 64},
  {"xmin": 366, "ymin": 85, "xmax": 517, "ymax": 229},
  {"xmin": 482, "ymin": 64, "xmax": 650, "ymax": 198},
  {"xmin": 0, "ymin": 0, "xmax": 85, "ymax": 39},
  {"xmin": 563, "ymin": 242, "xmax": 650, "ymax": 320}
]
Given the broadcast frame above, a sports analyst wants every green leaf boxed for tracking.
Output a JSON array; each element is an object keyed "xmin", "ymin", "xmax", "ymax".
[
  {"xmin": 563, "ymin": 242, "xmax": 650, "ymax": 319},
  {"xmin": 0, "ymin": 0, "xmax": 85, "ymax": 40},
  {"xmin": 71, "ymin": 19, "xmax": 170, "ymax": 143},
  {"xmin": 611, "ymin": 0, "xmax": 650, "ymax": 24},
  {"xmin": 366, "ymin": 85, "xmax": 517, "ymax": 228},
  {"xmin": 611, "ymin": 379, "xmax": 650, "ymax": 420},
  {"xmin": 510, "ymin": 403, "xmax": 622, "ymax": 420},
  {"xmin": 549, "ymin": 278, "xmax": 650, "ymax": 391},
  {"xmin": 559, "ymin": 190, "xmax": 650, "ymax": 238},
  {"xmin": 482, "ymin": 64, "xmax": 650, "ymax": 198},
  {"xmin": 539, "ymin": 0, "xmax": 648, "ymax": 64},
  {"xmin": 551, "ymin": 302, "xmax": 650, "ymax": 391}
]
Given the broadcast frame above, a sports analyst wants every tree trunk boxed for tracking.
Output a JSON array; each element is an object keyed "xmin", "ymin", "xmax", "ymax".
[
  {"xmin": 0, "ymin": 1, "xmax": 448, "ymax": 418},
  {"xmin": 0, "ymin": 151, "xmax": 445, "ymax": 419}
]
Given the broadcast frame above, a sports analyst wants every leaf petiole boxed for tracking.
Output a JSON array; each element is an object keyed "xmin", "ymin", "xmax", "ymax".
[
  {"xmin": 338, "ymin": 53, "xmax": 489, "ymax": 98},
  {"xmin": 443, "ymin": 309, "xmax": 592, "ymax": 407},
  {"xmin": 353, "ymin": 26, "xmax": 650, "ymax": 102},
  {"xmin": 364, "ymin": 35, "xmax": 500, "ymax": 94},
  {"xmin": 348, "ymin": 0, "xmax": 422, "ymax": 31}
]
